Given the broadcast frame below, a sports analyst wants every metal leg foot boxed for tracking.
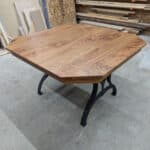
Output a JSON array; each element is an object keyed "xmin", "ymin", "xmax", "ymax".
[
  {"xmin": 80, "ymin": 84, "xmax": 98, "ymax": 127},
  {"xmin": 38, "ymin": 74, "xmax": 48, "ymax": 95}
]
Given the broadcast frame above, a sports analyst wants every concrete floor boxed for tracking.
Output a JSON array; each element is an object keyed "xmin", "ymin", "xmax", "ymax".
[
  {"xmin": 0, "ymin": 109, "xmax": 36, "ymax": 150},
  {"xmin": 0, "ymin": 35, "xmax": 150, "ymax": 150}
]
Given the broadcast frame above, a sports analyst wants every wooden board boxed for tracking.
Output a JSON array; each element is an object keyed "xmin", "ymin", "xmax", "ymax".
[
  {"xmin": 23, "ymin": 8, "xmax": 36, "ymax": 33},
  {"xmin": 79, "ymin": 20, "xmax": 124, "ymax": 31},
  {"xmin": 46, "ymin": 0, "xmax": 63, "ymax": 27},
  {"xmin": 63, "ymin": 0, "xmax": 77, "ymax": 24},
  {"xmin": 14, "ymin": 0, "xmax": 40, "ymax": 35},
  {"xmin": 7, "ymin": 24, "xmax": 146, "ymax": 83},
  {"xmin": 30, "ymin": 9, "xmax": 47, "ymax": 32},
  {"xmin": 76, "ymin": 0, "xmax": 150, "ymax": 10},
  {"xmin": 46, "ymin": 0, "xmax": 76, "ymax": 27},
  {"xmin": 0, "ymin": 21, "xmax": 9, "ymax": 45},
  {"xmin": 77, "ymin": 12, "xmax": 150, "ymax": 29},
  {"xmin": 79, "ymin": 20, "xmax": 141, "ymax": 34}
]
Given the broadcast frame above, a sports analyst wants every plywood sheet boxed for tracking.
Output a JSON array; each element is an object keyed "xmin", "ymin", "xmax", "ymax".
[
  {"xmin": 46, "ymin": 0, "xmax": 63, "ymax": 27},
  {"xmin": 46, "ymin": 0, "xmax": 76, "ymax": 27},
  {"xmin": 63, "ymin": 0, "xmax": 77, "ymax": 24}
]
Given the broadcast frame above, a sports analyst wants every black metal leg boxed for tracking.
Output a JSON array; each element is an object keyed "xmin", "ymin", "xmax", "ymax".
[
  {"xmin": 96, "ymin": 75, "xmax": 117, "ymax": 99},
  {"xmin": 80, "ymin": 83, "xmax": 98, "ymax": 127},
  {"xmin": 38, "ymin": 74, "xmax": 48, "ymax": 95},
  {"xmin": 80, "ymin": 75, "xmax": 117, "ymax": 127},
  {"xmin": 107, "ymin": 75, "xmax": 117, "ymax": 96}
]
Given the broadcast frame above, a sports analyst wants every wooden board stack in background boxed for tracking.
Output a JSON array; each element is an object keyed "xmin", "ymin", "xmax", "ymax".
[{"xmin": 76, "ymin": 0, "xmax": 150, "ymax": 34}]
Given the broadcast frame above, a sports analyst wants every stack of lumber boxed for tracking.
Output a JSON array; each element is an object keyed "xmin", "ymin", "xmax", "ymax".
[{"xmin": 76, "ymin": 0, "xmax": 150, "ymax": 34}]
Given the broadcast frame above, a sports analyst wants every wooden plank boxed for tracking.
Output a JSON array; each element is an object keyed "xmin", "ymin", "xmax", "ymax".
[
  {"xmin": 76, "ymin": 0, "xmax": 150, "ymax": 10},
  {"xmin": 7, "ymin": 24, "xmax": 145, "ymax": 83},
  {"xmin": 79, "ymin": 20, "xmax": 124, "ymax": 31},
  {"xmin": 79, "ymin": 20, "xmax": 141, "ymax": 34},
  {"xmin": 0, "ymin": 34, "xmax": 6, "ymax": 48},
  {"xmin": 0, "ymin": 21, "xmax": 9, "ymax": 45},
  {"xmin": 77, "ymin": 12, "xmax": 150, "ymax": 29},
  {"xmin": 123, "ymin": 27, "xmax": 141, "ymax": 34},
  {"xmin": 14, "ymin": 0, "xmax": 41, "ymax": 35},
  {"xmin": 132, "ymin": 0, "xmax": 147, "ymax": 2},
  {"xmin": 30, "ymin": 9, "xmax": 47, "ymax": 32},
  {"xmin": 23, "ymin": 8, "xmax": 36, "ymax": 33},
  {"xmin": 77, "ymin": 13, "xmax": 139, "ymax": 23},
  {"xmin": 91, "ymin": 8, "xmax": 136, "ymax": 16}
]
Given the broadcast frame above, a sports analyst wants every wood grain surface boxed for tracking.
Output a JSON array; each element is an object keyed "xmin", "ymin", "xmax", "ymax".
[{"xmin": 7, "ymin": 24, "xmax": 146, "ymax": 83}]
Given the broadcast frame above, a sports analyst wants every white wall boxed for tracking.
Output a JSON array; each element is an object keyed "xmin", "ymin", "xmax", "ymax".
[{"xmin": 0, "ymin": 0, "xmax": 19, "ymax": 37}]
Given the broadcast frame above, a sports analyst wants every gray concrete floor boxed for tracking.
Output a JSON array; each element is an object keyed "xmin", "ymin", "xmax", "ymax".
[
  {"xmin": 0, "ymin": 35, "xmax": 150, "ymax": 150},
  {"xmin": 0, "ymin": 109, "xmax": 36, "ymax": 150}
]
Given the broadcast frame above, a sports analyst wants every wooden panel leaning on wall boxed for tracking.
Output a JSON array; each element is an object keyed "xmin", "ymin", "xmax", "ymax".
[{"xmin": 46, "ymin": 0, "xmax": 76, "ymax": 27}]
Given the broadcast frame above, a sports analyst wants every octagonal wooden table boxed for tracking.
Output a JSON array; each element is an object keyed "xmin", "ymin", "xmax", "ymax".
[{"xmin": 7, "ymin": 24, "xmax": 146, "ymax": 126}]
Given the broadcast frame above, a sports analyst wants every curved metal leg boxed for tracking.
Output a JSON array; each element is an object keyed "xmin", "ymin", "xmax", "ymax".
[
  {"xmin": 80, "ymin": 75, "xmax": 117, "ymax": 127},
  {"xmin": 96, "ymin": 75, "xmax": 117, "ymax": 99},
  {"xmin": 38, "ymin": 74, "xmax": 48, "ymax": 95},
  {"xmin": 80, "ymin": 83, "xmax": 98, "ymax": 127},
  {"xmin": 107, "ymin": 75, "xmax": 117, "ymax": 96}
]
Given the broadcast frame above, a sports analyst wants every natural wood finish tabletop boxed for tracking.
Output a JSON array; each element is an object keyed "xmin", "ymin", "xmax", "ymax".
[{"xmin": 7, "ymin": 24, "xmax": 146, "ymax": 83}]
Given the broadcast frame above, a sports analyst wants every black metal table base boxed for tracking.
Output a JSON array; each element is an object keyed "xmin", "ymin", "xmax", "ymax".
[{"xmin": 37, "ymin": 74, "xmax": 117, "ymax": 127}]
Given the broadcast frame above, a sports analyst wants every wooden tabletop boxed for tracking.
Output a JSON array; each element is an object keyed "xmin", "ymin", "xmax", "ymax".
[{"xmin": 7, "ymin": 24, "xmax": 146, "ymax": 83}]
